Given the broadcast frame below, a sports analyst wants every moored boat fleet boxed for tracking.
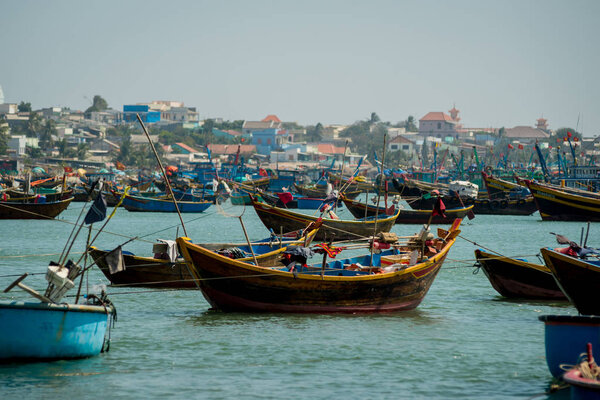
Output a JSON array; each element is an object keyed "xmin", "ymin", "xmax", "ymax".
[{"xmin": 3, "ymin": 138, "xmax": 600, "ymax": 397}]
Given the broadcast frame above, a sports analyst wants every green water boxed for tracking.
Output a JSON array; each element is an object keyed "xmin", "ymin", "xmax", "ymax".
[{"xmin": 0, "ymin": 203, "xmax": 586, "ymax": 399}]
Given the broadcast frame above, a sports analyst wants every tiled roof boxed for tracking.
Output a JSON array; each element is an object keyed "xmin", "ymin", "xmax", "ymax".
[
  {"xmin": 419, "ymin": 112, "xmax": 455, "ymax": 122},
  {"xmin": 242, "ymin": 120, "xmax": 281, "ymax": 130},
  {"xmin": 262, "ymin": 114, "xmax": 281, "ymax": 123},
  {"xmin": 504, "ymin": 126, "xmax": 550, "ymax": 139},
  {"xmin": 174, "ymin": 142, "xmax": 199, "ymax": 153},
  {"xmin": 389, "ymin": 136, "xmax": 414, "ymax": 144},
  {"xmin": 208, "ymin": 144, "xmax": 256, "ymax": 155},
  {"xmin": 317, "ymin": 143, "xmax": 346, "ymax": 154}
]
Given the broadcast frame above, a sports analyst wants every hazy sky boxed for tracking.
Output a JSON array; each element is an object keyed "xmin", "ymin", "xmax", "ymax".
[{"xmin": 2, "ymin": 0, "xmax": 599, "ymax": 135}]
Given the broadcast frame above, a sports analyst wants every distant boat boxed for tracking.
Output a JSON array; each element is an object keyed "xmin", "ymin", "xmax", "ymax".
[
  {"xmin": 540, "ymin": 247, "xmax": 600, "ymax": 315},
  {"xmin": 341, "ymin": 195, "xmax": 473, "ymax": 224},
  {"xmin": 525, "ymin": 180, "xmax": 600, "ymax": 221},
  {"xmin": 89, "ymin": 227, "xmax": 320, "ymax": 289},
  {"xmin": 251, "ymin": 197, "xmax": 399, "ymax": 241},
  {"xmin": 293, "ymin": 182, "xmax": 362, "ymax": 199},
  {"xmin": 122, "ymin": 194, "xmax": 212, "ymax": 212},
  {"xmin": 176, "ymin": 220, "xmax": 463, "ymax": 313},
  {"xmin": 474, "ymin": 249, "xmax": 565, "ymax": 299},
  {"xmin": 0, "ymin": 196, "xmax": 73, "ymax": 219}
]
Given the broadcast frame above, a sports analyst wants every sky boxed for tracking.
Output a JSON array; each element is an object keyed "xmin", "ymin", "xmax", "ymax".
[{"xmin": 1, "ymin": 0, "xmax": 599, "ymax": 135}]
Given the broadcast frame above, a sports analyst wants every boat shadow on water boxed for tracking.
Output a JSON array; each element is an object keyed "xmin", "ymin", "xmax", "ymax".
[{"xmin": 184, "ymin": 307, "xmax": 441, "ymax": 327}]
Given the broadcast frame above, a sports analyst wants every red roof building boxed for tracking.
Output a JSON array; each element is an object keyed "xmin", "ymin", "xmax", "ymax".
[{"xmin": 419, "ymin": 112, "xmax": 458, "ymax": 138}]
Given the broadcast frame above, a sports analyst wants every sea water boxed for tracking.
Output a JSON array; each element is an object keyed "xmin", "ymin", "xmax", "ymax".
[{"xmin": 0, "ymin": 203, "xmax": 585, "ymax": 399}]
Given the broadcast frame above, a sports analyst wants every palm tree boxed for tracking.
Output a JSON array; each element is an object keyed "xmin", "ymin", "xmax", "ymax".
[
  {"xmin": 77, "ymin": 143, "xmax": 89, "ymax": 160},
  {"xmin": 27, "ymin": 112, "xmax": 42, "ymax": 138},
  {"xmin": 406, "ymin": 116, "xmax": 417, "ymax": 132},
  {"xmin": 40, "ymin": 119, "xmax": 56, "ymax": 150}
]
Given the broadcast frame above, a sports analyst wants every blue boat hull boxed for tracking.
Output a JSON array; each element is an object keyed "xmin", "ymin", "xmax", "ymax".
[
  {"xmin": 0, "ymin": 301, "xmax": 112, "ymax": 361},
  {"xmin": 539, "ymin": 315, "xmax": 600, "ymax": 378}
]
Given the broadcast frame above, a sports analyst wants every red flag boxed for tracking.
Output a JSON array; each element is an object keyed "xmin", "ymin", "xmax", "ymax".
[
  {"xmin": 563, "ymin": 137, "xmax": 568, "ymax": 142},
  {"xmin": 63, "ymin": 166, "xmax": 73, "ymax": 173},
  {"xmin": 507, "ymin": 144, "xmax": 514, "ymax": 149},
  {"xmin": 116, "ymin": 161, "xmax": 125, "ymax": 171},
  {"xmin": 432, "ymin": 197, "xmax": 446, "ymax": 217},
  {"xmin": 259, "ymin": 168, "xmax": 268, "ymax": 177},
  {"xmin": 574, "ymin": 137, "xmax": 579, "ymax": 142},
  {"xmin": 518, "ymin": 144, "xmax": 524, "ymax": 150},
  {"xmin": 549, "ymin": 145, "xmax": 553, "ymax": 149},
  {"xmin": 567, "ymin": 131, "xmax": 572, "ymax": 138},
  {"xmin": 277, "ymin": 192, "xmax": 293, "ymax": 205},
  {"xmin": 557, "ymin": 138, "xmax": 562, "ymax": 143}
]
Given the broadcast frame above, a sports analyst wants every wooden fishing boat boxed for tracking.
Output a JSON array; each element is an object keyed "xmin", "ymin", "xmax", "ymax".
[
  {"xmin": 0, "ymin": 196, "xmax": 73, "ymax": 219},
  {"xmin": 176, "ymin": 219, "xmax": 463, "ymax": 313},
  {"xmin": 539, "ymin": 315, "xmax": 600, "ymax": 378},
  {"xmin": 251, "ymin": 197, "xmax": 399, "ymax": 241},
  {"xmin": 540, "ymin": 248, "xmax": 600, "ymax": 315},
  {"xmin": 293, "ymin": 183, "xmax": 362, "ymax": 200},
  {"xmin": 472, "ymin": 196, "xmax": 538, "ymax": 215},
  {"xmin": 341, "ymin": 195, "xmax": 472, "ymax": 224},
  {"xmin": 122, "ymin": 194, "xmax": 212, "ymax": 212},
  {"xmin": 6, "ymin": 188, "xmax": 73, "ymax": 203},
  {"xmin": 474, "ymin": 249, "xmax": 565, "ymax": 299},
  {"xmin": 89, "ymin": 227, "xmax": 320, "ymax": 289},
  {"xmin": 525, "ymin": 180, "xmax": 600, "ymax": 221},
  {"xmin": 481, "ymin": 172, "xmax": 527, "ymax": 199}
]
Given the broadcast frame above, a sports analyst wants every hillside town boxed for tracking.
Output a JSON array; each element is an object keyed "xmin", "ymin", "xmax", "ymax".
[{"xmin": 1, "ymin": 85, "xmax": 596, "ymax": 175}]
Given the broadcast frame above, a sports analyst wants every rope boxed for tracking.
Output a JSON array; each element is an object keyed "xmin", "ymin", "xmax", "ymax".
[{"xmin": 0, "ymin": 252, "xmax": 83, "ymax": 259}]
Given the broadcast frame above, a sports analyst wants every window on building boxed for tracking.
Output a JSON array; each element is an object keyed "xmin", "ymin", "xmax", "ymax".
[
  {"xmin": 402, "ymin": 145, "xmax": 409, "ymax": 150},
  {"xmin": 257, "ymin": 138, "xmax": 262, "ymax": 144},
  {"xmin": 267, "ymin": 138, "xmax": 272, "ymax": 145},
  {"xmin": 288, "ymin": 155, "xmax": 294, "ymax": 161},
  {"xmin": 391, "ymin": 144, "xmax": 398, "ymax": 150},
  {"xmin": 437, "ymin": 122, "xmax": 441, "ymax": 129}
]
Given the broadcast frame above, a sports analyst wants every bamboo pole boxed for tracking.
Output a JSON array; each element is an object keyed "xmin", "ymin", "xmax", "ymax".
[
  {"xmin": 136, "ymin": 113, "xmax": 188, "ymax": 238},
  {"xmin": 370, "ymin": 134, "xmax": 387, "ymax": 266},
  {"xmin": 239, "ymin": 216, "xmax": 259, "ymax": 266}
]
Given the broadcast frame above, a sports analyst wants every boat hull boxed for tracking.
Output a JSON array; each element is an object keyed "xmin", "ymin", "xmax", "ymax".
[
  {"xmin": 0, "ymin": 197, "xmax": 73, "ymax": 219},
  {"xmin": 0, "ymin": 301, "xmax": 112, "ymax": 361},
  {"xmin": 472, "ymin": 197, "xmax": 537, "ymax": 215},
  {"xmin": 541, "ymin": 248, "xmax": 600, "ymax": 315},
  {"xmin": 526, "ymin": 181, "xmax": 600, "ymax": 221},
  {"xmin": 474, "ymin": 249, "xmax": 565, "ymax": 299},
  {"xmin": 539, "ymin": 315, "xmax": 600, "ymax": 378}
]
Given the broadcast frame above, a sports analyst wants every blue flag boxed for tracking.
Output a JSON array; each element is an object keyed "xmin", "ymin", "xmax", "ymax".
[{"xmin": 84, "ymin": 192, "xmax": 107, "ymax": 225}]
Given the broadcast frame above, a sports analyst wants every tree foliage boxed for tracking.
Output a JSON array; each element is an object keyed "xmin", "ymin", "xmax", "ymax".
[
  {"xmin": 27, "ymin": 112, "xmax": 42, "ymax": 138},
  {"xmin": 85, "ymin": 95, "xmax": 109, "ymax": 114},
  {"xmin": 405, "ymin": 115, "xmax": 417, "ymax": 132},
  {"xmin": 340, "ymin": 113, "xmax": 387, "ymax": 165},
  {"xmin": 40, "ymin": 119, "xmax": 56, "ymax": 150},
  {"xmin": 305, "ymin": 122, "xmax": 323, "ymax": 142},
  {"xmin": 18, "ymin": 101, "xmax": 32, "ymax": 113},
  {"xmin": 0, "ymin": 116, "xmax": 9, "ymax": 155}
]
